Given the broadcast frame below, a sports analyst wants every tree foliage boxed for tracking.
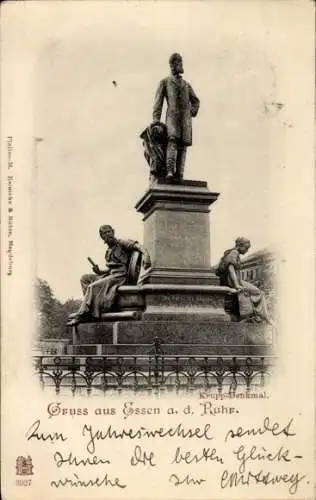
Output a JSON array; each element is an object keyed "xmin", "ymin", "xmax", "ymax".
[{"xmin": 36, "ymin": 278, "xmax": 81, "ymax": 340}]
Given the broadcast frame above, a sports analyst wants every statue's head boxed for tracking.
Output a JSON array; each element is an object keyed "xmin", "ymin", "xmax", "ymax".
[
  {"xmin": 99, "ymin": 224, "xmax": 115, "ymax": 244},
  {"xmin": 235, "ymin": 237, "xmax": 251, "ymax": 255},
  {"xmin": 169, "ymin": 53, "xmax": 184, "ymax": 75}
]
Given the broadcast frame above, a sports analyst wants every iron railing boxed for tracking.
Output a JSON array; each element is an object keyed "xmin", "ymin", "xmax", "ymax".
[{"xmin": 33, "ymin": 338, "xmax": 275, "ymax": 395}]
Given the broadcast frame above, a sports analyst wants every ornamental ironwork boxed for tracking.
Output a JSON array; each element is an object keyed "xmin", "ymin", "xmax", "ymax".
[{"xmin": 33, "ymin": 337, "xmax": 274, "ymax": 395}]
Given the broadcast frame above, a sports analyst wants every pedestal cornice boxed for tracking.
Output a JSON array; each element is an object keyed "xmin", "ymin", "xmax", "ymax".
[{"xmin": 135, "ymin": 179, "xmax": 219, "ymax": 219}]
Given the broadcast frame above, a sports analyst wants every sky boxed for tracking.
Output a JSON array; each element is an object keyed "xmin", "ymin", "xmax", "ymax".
[{"xmin": 30, "ymin": 1, "xmax": 301, "ymax": 301}]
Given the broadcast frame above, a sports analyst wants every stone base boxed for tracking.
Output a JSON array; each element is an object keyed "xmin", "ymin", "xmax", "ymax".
[
  {"xmin": 135, "ymin": 180, "xmax": 219, "ymax": 279},
  {"xmin": 114, "ymin": 320, "xmax": 273, "ymax": 355},
  {"xmin": 68, "ymin": 343, "xmax": 273, "ymax": 357},
  {"xmin": 112, "ymin": 283, "xmax": 234, "ymax": 322},
  {"xmin": 71, "ymin": 322, "xmax": 115, "ymax": 344},
  {"xmin": 67, "ymin": 320, "xmax": 274, "ymax": 357},
  {"xmin": 138, "ymin": 267, "xmax": 219, "ymax": 286},
  {"xmin": 140, "ymin": 284, "xmax": 232, "ymax": 322}
]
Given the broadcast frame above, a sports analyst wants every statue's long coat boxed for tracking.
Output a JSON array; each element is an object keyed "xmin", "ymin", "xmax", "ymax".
[{"xmin": 152, "ymin": 75, "xmax": 200, "ymax": 146}]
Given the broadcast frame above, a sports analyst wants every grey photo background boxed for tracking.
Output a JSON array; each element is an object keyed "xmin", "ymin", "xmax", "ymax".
[{"xmin": 34, "ymin": 3, "xmax": 284, "ymax": 305}]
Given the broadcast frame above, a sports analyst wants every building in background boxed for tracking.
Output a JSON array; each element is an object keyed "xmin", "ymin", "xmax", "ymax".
[
  {"xmin": 240, "ymin": 247, "xmax": 277, "ymax": 317},
  {"xmin": 240, "ymin": 248, "xmax": 276, "ymax": 292}
]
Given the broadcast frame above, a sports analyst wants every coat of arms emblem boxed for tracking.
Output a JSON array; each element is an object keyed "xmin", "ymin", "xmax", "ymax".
[{"xmin": 15, "ymin": 456, "xmax": 34, "ymax": 476}]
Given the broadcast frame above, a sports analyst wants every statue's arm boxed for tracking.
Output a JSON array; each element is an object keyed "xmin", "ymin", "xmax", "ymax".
[
  {"xmin": 188, "ymin": 84, "xmax": 200, "ymax": 117},
  {"xmin": 118, "ymin": 239, "xmax": 152, "ymax": 270},
  {"xmin": 153, "ymin": 79, "xmax": 165, "ymax": 122},
  {"xmin": 87, "ymin": 257, "xmax": 109, "ymax": 276},
  {"xmin": 228, "ymin": 264, "xmax": 242, "ymax": 290},
  {"xmin": 93, "ymin": 262, "xmax": 110, "ymax": 276},
  {"xmin": 97, "ymin": 266, "xmax": 110, "ymax": 276}
]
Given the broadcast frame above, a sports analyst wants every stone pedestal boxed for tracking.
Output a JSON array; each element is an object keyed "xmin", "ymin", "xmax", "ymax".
[
  {"xmin": 135, "ymin": 180, "xmax": 219, "ymax": 285},
  {"xmin": 66, "ymin": 179, "xmax": 276, "ymax": 360},
  {"xmin": 140, "ymin": 284, "xmax": 231, "ymax": 322},
  {"xmin": 68, "ymin": 320, "xmax": 274, "ymax": 357},
  {"xmin": 113, "ymin": 321, "xmax": 274, "ymax": 357}
]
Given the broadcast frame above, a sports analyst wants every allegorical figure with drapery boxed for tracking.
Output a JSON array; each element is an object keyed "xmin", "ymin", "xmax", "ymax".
[{"xmin": 216, "ymin": 237, "xmax": 274, "ymax": 325}]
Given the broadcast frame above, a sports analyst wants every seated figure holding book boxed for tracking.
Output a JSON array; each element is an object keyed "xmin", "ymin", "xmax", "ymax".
[{"xmin": 67, "ymin": 225, "xmax": 151, "ymax": 326}]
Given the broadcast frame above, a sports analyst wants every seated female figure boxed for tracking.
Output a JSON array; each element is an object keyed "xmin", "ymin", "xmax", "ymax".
[{"xmin": 216, "ymin": 237, "xmax": 274, "ymax": 325}]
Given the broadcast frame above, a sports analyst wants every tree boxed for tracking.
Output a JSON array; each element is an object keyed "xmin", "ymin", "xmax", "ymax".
[{"xmin": 36, "ymin": 278, "xmax": 81, "ymax": 340}]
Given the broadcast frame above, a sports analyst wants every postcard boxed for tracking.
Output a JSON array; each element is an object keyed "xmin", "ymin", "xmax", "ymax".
[{"xmin": 1, "ymin": 1, "xmax": 315, "ymax": 499}]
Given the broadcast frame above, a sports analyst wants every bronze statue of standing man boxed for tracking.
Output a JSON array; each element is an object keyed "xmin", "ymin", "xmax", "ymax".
[{"xmin": 152, "ymin": 53, "xmax": 200, "ymax": 181}]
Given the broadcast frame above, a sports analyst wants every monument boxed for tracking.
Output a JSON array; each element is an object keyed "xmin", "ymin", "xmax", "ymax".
[
  {"xmin": 141, "ymin": 52, "xmax": 199, "ymax": 183},
  {"xmin": 67, "ymin": 53, "xmax": 274, "ymax": 360}
]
